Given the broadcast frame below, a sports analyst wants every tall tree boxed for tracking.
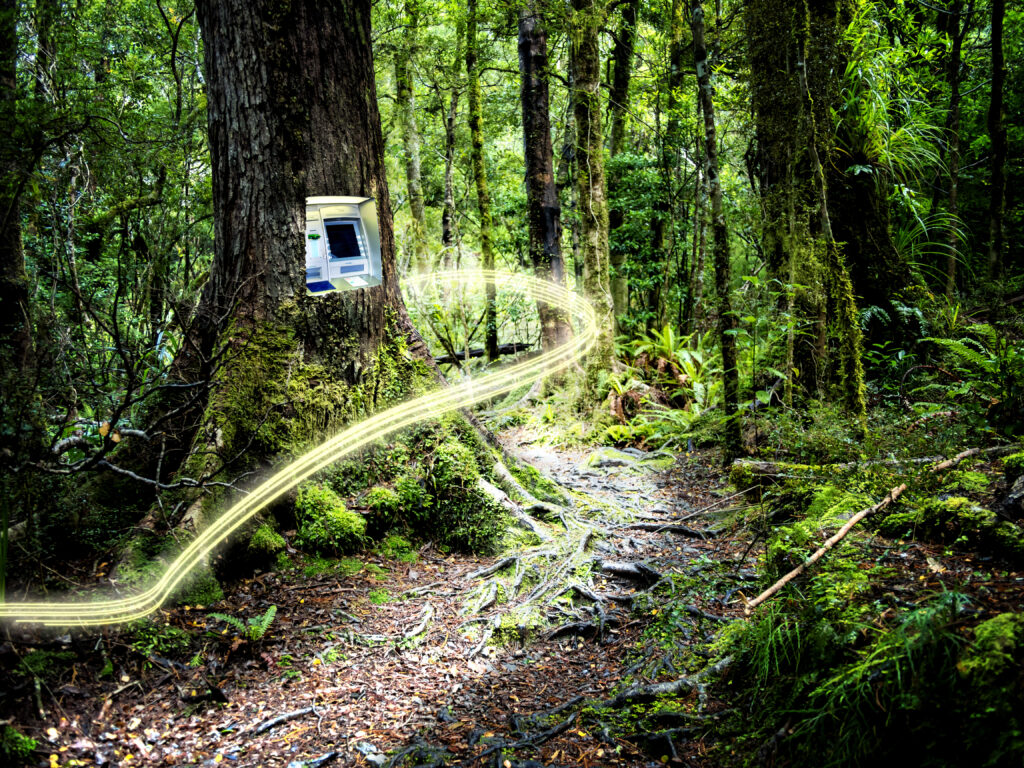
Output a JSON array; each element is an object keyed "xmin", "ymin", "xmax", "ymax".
[
  {"xmin": 691, "ymin": 0, "xmax": 741, "ymax": 461},
  {"xmin": 747, "ymin": 0, "xmax": 868, "ymax": 416},
  {"xmin": 395, "ymin": 0, "xmax": 428, "ymax": 271},
  {"xmin": 570, "ymin": 0, "xmax": 613, "ymax": 379},
  {"xmin": 0, "ymin": 0, "xmax": 32, "ymax": 376},
  {"xmin": 439, "ymin": 17, "xmax": 464, "ymax": 267},
  {"xmin": 987, "ymin": 0, "xmax": 1006, "ymax": 281},
  {"xmin": 606, "ymin": 0, "xmax": 639, "ymax": 327},
  {"xmin": 942, "ymin": 0, "xmax": 969, "ymax": 297},
  {"xmin": 166, "ymin": 0, "xmax": 430, "ymax": 488},
  {"xmin": 518, "ymin": 1, "xmax": 573, "ymax": 352},
  {"xmin": 466, "ymin": 0, "xmax": 499, "ymax": 362}
]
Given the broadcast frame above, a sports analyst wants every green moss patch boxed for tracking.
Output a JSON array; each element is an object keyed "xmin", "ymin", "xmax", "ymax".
[{"xmin": 295, "ymin": 484, "xmax": 367, "ymax": 555}]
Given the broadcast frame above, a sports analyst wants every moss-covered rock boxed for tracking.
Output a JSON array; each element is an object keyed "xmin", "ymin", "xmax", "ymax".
[
  {"xmin": 295, "ymin": 484, "xmax": 367, "ymax": 554},
  {"xmin": 959, "ymin": 612, "xmax": 1024, "ymax": 684},
  {"xmin": 1004, "ymin": 452, "xmax": 1024, "ymax": 485},
  {"xmin": 878, "ymin": 496, "xmax": 1024, "ymax": 561},
  {"xmin": 248, "ymin": 523, "xmax": 286, "ymax": 560}
]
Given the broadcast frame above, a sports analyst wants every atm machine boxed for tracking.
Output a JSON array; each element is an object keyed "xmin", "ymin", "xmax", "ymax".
[{"xmin": 305, "ymin": 196, "xmax": 383, "ymax": 295}]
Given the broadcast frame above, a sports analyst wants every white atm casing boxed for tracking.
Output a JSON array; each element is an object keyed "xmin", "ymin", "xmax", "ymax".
[{"xmin": 304, "ymin": 196, "xmax": 383, "ymax": 294}]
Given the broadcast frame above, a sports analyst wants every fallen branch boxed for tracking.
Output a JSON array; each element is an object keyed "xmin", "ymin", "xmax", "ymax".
[
  {"xmin": 248, "ymin": 706, "xmax": 315, "ymax": 735},
  {"xmin": 745, "ymin": 447, "xmax": 984, "ymax": 614},
  {"xmin": 434, "ymin": 342, "xmax": 532, "ymax": 365}
]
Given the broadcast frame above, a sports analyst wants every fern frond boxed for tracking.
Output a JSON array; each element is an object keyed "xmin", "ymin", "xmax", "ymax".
[{"xmin": 209, "ymin": 613, "xmax": 246, "ymax": 634}]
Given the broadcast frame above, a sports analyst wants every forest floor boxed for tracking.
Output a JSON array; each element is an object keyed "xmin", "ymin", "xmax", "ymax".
[{"xmin": 0, "ymin": 431, "xmax": 754, "ymax": 768}]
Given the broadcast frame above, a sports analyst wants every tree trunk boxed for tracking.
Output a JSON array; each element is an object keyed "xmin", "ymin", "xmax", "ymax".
[
  {"xmin": 466, "ymin": 0, "xmax": 499, "ymax": 362},
  {"xmin": 395, "ymin": 0, "xmax": 428, "ymax": 272},
  {"xmin": 571, "ymin": 0, "xmax": 613, "ymax": 380},
  {"xmin": 607, "ymin": 0, "xmax": 638, "ymax": 327},
  {"xmin": 165, "ymin": 0, "xmax": 428, "ymax": 482},
  {"xmin": 650, "ymin": 0, "xmax": 687, "ymax": 331},
  {"xmin": 440, "ymin": 21, "xmax": 463, "ymax": 268},
  {"xmin": 987, "ymin": 0, "xmax": 1006, "ymax": 282},
  {"xmin": 944, "ymin": 0, "xmax": 965, "ymax": 298},
  {"xmin": 692, "ymin": 0, "xmax": 741, "ymax": 462},
  {"xmin": 518, "ymin": 2, "xmax": 573, "ymax": 352},
  {"xmin": 0, "ymin": 0, "xmax": 32, "ymax": 378}
]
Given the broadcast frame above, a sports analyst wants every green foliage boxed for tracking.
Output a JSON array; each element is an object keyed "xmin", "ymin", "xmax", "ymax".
[
  {"xmin": 368, "ymin": 588, "xmax": 390, "ymax": 605},
  {"xmin": 208, "ymin": 605, "xmax": 278, "ymax": 642},
  {"xmin": 0, "ymin": 725, "xmax": 36, "ymax": 766},
  {"xmin": 248, "ymin": 523, "xmax": 286, "ymax": 560},
  {"xmin": 177, "ymin": 569, "xmax": 224, "ymax": 607},
  {"xmin": 294, "ymin": 484, "xmax": 367, "ymax": 555},
  {"xmin": 377, "ymin": 533, "xmax": 417, "ymax": 562},
  {"xmin": 129, "ymin": 621, "xmax": 191, "ymax": 658},
  {"xmin": 17, "ymin": 649, "xmax": 75, "ymax": 680},
  {"xmin": 921, "ymin": 324, "xmax": 1024, "ymax": 436},
  {"xmin": 1004, "ymin": 452, "xmax": 1024, "ymax": 485}
]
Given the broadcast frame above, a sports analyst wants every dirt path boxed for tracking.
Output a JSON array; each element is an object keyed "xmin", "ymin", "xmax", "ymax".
[{"xmin": 1, "ymin": 435, "xmax": 740, "ymax": 768}]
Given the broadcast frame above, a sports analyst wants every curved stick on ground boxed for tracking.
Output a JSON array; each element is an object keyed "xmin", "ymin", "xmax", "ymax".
[{"xmin": 745, "ymin": 446, "xmax": 984, "ymax": 614}]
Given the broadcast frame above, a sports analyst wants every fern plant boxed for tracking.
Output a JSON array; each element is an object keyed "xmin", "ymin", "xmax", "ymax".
[
  {"xmin": 209, "ymin": 605, "xmax": 277, "ymax": 642},
  {"xmin": 922, "ymin": 324, "xmax": 1024, "ymax": 434}
]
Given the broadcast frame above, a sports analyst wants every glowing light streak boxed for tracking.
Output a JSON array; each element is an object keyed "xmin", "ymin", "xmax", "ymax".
[{"xmin": 0, "ymin": 270, "xmax": 596, "ymax": 627}]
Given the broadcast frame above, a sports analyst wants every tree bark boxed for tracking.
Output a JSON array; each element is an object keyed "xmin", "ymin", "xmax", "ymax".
[
  {"xmin": 466, "ymin": 0, "xmax": 499, "ymax": 362},
  {"xmin": 163, "ymin": 0, "xmax": 427, "ymax": 480},
  {"xmin": 692, "ymin": 0, "xmax": 741, "ymax": 462},
  {"xmin": 0, "ymin": 0, "xmax": 32, "ymax": 377},
  {"xmin": 607, "ymin": 0, "xmax": 638, "ymax": 327},
  {"xmin": 395, "ymin": 0, "xmax": 428, "ymax": 272},
  {"xmin": 570, "ymin": 0, "xmax": 613, "ymax": 380},
  {"xmin": 987, "ymin": 0, "xmax": 1006, "ymax": 282},
  {"xmin": 518, "ymin": 2, "xmax": 573, "ymax": 352},
  {"xmin": 943, "ymin": 0, "xmax": 966, "ymax": 298},
  {"xmin": 440, "ymin": 20, "xmax": 463, "ymax": 268}
]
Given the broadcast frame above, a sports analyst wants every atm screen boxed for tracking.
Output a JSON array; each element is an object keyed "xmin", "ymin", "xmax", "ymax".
[{"xmin": 325, "ymin": 219, "xmax": 363, "ymax": 260}]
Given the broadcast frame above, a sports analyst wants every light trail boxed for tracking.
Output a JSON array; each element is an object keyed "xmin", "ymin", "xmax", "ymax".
[{"xmin": 0, "ymin": 270, "xmax": 596, "ymax": 627}]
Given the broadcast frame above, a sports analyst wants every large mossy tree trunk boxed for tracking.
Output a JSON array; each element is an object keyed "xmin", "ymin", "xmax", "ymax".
[
  {"xmin": 169, "ymin": 0, "xmax": 429, "ymax": 489},
  {"xmin": 692, "ymin": 0, "xmax": 741, "ymax": 463},
  {"xmin": 747, "ymin": 0, "xmax": 867, "ymax": 416},
  {"xmin": 570, "ymin": 0, "xmax": 614, "ymax": 382},
  {"xmin": 466, "ymin": 0, "xmax": 499, "ymax": 363},
  {"xmin": 518, "ymin": 1, "xmax": 573, "ymax": 353}
]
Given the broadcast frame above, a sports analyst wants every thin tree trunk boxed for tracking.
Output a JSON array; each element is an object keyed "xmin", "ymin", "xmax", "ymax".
[
  {"xmin": 651, "ymin": 0, "xmax": 687, "ymax": 330},
  {"xmin": 944, "ymin": 0, "xmax": 966, "ymax": 298},
  {"xmin": 607, "ymin": 0, "xmax": 638, "ymax": 327},
  {"xmin": 466, "ymin": 0, "xmax": 498, "ymax": 362},
  {"xmin": 607, "ymin": 0, "xmax": 638, "ymax": 159},
  {"xmin": 692, "ymin": 0, "xmax": 740, "ymax": 462},
  {"xmin": 518, "ymin": 2, "xmax": 573, "ymax": 352},
  {"xmin": 438, "ymin": 18, "xmax": 464, "ymax": 268},
  {"xmin": 987, "ymin": 0, "xmax": 1006, "ymax": 282},
  {"xmin": 396, "ymin": 0, "xmax": 427, "ymax": 272},
  {"xmin": 440, "ymin": 84, "xmax": 459, "ymax": 267},
  {"xmin": 571, "ymin": 0, "xmax": 613, "ymax": 381}
]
